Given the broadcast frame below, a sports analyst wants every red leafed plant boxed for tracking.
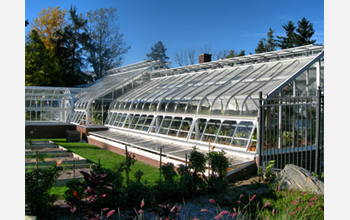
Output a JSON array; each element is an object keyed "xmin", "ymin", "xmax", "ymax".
[{"xmin": 62, "ymin": 170, "xmax": 115, "ymax": 219}]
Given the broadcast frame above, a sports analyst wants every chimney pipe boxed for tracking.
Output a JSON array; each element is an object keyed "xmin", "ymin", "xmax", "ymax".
[{"xmin": 199, "ymin": 53, "xmax": 211, "ymax": 64}]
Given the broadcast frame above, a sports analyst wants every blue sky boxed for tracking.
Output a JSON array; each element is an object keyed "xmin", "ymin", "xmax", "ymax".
[{"xmin": 25, "ymin": 0, "xmax": 324, "ymax": 68}]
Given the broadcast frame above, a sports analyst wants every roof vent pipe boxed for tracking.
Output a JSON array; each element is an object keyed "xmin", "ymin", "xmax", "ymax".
[{"xmin": 199, "ymin": 53, "xmax": 212, "ymax": 63}]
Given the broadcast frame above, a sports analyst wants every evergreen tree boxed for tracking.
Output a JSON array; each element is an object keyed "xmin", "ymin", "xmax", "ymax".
[
  {"xmin": 255, "ymin": 38, "xmax": 266, "ymax": 54},
  {"xmin": 255, "ymin": 28, "xmax": 276, "ymax": 53},
  {"xmin": 265, "ymin": 28, "xmax": 276, "ymax": 52},
  {"xmin": 146, "ymin": 41, "xmax": 169, "ymax": 62},
  {"xmin": 295, "ymin": 17, "xmax": 316, "ymax": 46},
  {"xmin": 53, "ymin": 5, "xmax": 92, "ymax": 86},
  {"xmin": 225, "ymin": 49, "xmax": 245, "ymax": 58},
  {"xmin": 276, "ymin": 20, "xmax": 297, "ymax": 49}
]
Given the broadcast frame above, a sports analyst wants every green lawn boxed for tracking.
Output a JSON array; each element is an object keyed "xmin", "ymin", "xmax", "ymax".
[{"xmin": 48, "ymin": 139, "xmax": 161, "ymax": 184}]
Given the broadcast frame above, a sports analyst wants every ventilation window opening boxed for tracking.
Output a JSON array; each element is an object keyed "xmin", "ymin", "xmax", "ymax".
[
  {"xmin": 158, "ymin": 116, "xmax": 173, "ymax": 135},
  {"xmin": 124, "ymin": 114, "xmax": 134, "ymax": 128},
  {"xmin": 117, "ymin": 113, "xmax": 127, "ymax": 127},
  {"xmin": 151, "ymin": 115, "xmax": 164, "ymax": 133},
  {"xmin": 231, "ymin": 121, "xmax": 254, "ymax": 148},
  {"xmin": 135, "ymin": 114, "xmax": 147, "ymax": 130},
  {"xmin": 142, "ymin": 115, "xmax": 154, "ymax": 132},
  {"xmin": 177, "ymin": 117, "xmax": 193, "ymax": 139},
  {"xmin": 112, "ymin": 113, "xmax": 122, "ymax": 127},
  {"xmin": 104, "ymin": 112, "xmax": 114, "ymax": 125},
  {"xmin": 247, "ymin": 127, "xmax": 257, "ymax": 152},
  {"xmin": 167, "ymin": 117, "xmax": 182, "ymax": 137},
  {"xmin": 108, "ymin": 112, "xmax": 118, "ymax": 126},
  {"xmin": 190, "ymin": 118, "xmax": 207, "ymax": 140},
  {"xmin": 201, "ymin": 119, "xmax": 222, "ymax": 143},
  {"xmin": 216, "ymin": 120, "xmax": 237, "ymax": 146},
  {"xmin": 130, "ymin": 114, "xmax": 140, "ymax": 129}
]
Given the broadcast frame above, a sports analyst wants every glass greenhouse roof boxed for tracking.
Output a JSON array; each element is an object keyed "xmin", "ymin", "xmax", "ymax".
[
  {"xmin": 109, "ymin": 47, "xmax": 324, "ymax": 117},
  {"xmin": 102, "ymin": 45, "xmax": 324, "ymax": 152}
]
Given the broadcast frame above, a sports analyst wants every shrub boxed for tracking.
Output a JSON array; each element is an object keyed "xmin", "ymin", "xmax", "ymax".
[
  {"xmin": 126, "ymin": 181, "xmax": 156, "ymax": 208},
  {"xmin": 207, "ymin": 150, "xmax": 229, "ymax": 178},
  {"xmin": 160, "ymin": 162, "xmax": 177, "ymax": 183},
  {"xmin": 189, "ymin": 149, "xmax": 206, "ymax": 174},
  {"xmin": 25, "ymin": 166, "xmax": 63, "ymax": 219}
]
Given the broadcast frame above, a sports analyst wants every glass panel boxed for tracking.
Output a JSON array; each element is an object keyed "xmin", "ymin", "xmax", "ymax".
[
  {"xmin": 130, "ymin": 114, "xmax": 140, "ymax": 129},
  {"xmin": 25, "ymin": 100, "xmax": 31, "ymax": 108},
  {"xmin": 135, "ymin": 114, "xmax": 147, "ymax": 130},
  {"xmin": 186, "ymin": 101, "xmax": 199, "ymax": 114},
  {"xmin": 247, "ymin": 128, "xmax": 257, "ymax": 152},
  {"xmin": 158, "ymin": 116, "xmax": 172, "ymax": 135},
  {"xmin": 168, "ymin": 117, "xmax": 183, "ymax": 137},
  {"xmin": 112, "ymin": 113, "xmax": 122, "ymax": 126},
  {"xmin": 52, "ymin": 101, "xmax": 60, "ymax": 108},
  {"xmin": 151, "ymin": 115, "xmax": 163, "ymax": 133},
  {"xmin": 105, "ymin": 112, "xmax": 113, "ymax": 125},
  {"xmin": 109, "ymin": 113, "xmax": 118, "ymax": 125},
  {"xmin": 143, "ymin": 102, "xmax": 151, "ymax": 111},
  {"xmin": 124, "ymin": 114, "xmax": 134, "ymax": 128},
  {"xmin": 175, "ymin": 102, "xmax": 187, "ymax": 113},
  {"xmin": 142, "ymin": 115, "xmax": 154, "ymax": 132},
  {"xmin": 189, "ymin": 118, "xmax": 207, "ymax": 140},
  {"xmin": 178, "ymin": 117, "xmax": 193, "ymax": 139},
  {"xmin": 117, "ymin": 113, "xmax": 127, "ymax": 127},
  {"xmin": 231, "ymin": 121, "xmax": 254, "ymax": 148},
  {"xmin": 216, "ymin": 120, "xmax": 237, "ymax": 145},
  {"xmin": 201, "ymin": 119, "xmax": 221, "ymax": 143}
]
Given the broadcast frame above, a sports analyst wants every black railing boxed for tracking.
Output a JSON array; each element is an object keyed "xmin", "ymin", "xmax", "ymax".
[{"xmin": 257, "ymin": 88, "xmax": 324, "ymax": 174}]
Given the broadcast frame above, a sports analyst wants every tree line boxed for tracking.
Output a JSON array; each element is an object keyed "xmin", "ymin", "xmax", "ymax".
[
  {"xmin": 26, "ymin": 6, "xmax": 318, "ymax": 87},
  {"xmin": 170, "ymin": 17, "xmax": 317, "ymax": 67},
  {"xmin": 25, "ymin": 6, "xmax": 130, "ymax": 87}
]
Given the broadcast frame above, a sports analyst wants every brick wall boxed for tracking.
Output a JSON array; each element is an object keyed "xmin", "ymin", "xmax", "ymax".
[
  {"xmin": 87, "ymin": 136, "xmax": 167, "ymax": 168},
  {"xmin": 76, "ymin": 126, "xmax": 108, "ymax": 141}
]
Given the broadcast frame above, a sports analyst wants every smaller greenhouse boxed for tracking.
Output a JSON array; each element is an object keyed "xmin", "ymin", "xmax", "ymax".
[
  {"xmin": 25, "ymin": 86, "xmax": 87, "ymax": 123},
  {"xmin": 70, "ymin": 60, "xmax": 168, "ymax": 127}
]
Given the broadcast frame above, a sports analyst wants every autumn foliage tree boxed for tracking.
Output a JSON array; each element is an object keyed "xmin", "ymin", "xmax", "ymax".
[
  {"xmin": 25, "ymin": 5, "xmax": 130, "ymax": 87},
  {"xmin": 29, "ymin": 6, "xmax": 68, "ymax": 53}
]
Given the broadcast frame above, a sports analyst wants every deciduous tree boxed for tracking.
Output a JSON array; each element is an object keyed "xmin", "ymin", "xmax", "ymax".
[
  {"xmin": 84, "ymin": 7, "xmax": 130, "ymax": 80},
  {"xmin": 29, "ymin": 6, "xmax": 68, "ymax": 53}
]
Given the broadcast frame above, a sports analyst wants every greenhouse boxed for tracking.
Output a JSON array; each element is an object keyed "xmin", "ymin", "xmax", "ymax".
[{"xmin": 25, "ymin": 44, "xmax": 324, "ymax": 171}]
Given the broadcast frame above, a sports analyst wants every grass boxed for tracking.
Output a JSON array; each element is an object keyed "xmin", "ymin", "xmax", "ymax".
[{"xmin": 37, "ymin": 139, "xmax": 161, "ymax": 184}]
